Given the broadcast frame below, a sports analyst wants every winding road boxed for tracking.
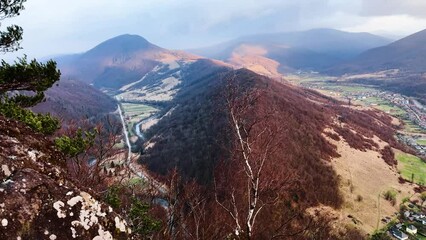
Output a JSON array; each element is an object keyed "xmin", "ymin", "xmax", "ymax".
[{"xmin": 117, "ymin": 103, "xmax": 168, "ymax": 195}]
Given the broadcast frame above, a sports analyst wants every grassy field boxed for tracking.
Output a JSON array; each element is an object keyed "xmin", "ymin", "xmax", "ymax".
[
  {"xmin": 374, "ymin": 104, "xmax": 406, "ymax": 116},
  {"xmin": 122, "ymin": 103, "xmax": 158, "ymax": 118},
  {"xmin": 396, "ymin": 151, "xmax": 426, "ymax": 185},
  {"xmin": 328, "ymin": 85, "xmax": 372, "ymax": 93},
  {"xmin": 286, "ymin": 74, "xmax": 336, "ymax": 83},
  {"xmin": 417, "ymin": 139, "xmax": 426, "ymax": 146},
  {"xmin": 403, "ymin": 120, "xmax": 425, "ymax": 133},
  {"xmin": 114, "ymin": 142, "xmax": 125, "ymax": 149},
  {"xmin": 121, "ymin": 103, "xmax": 159, "ymax": 136}
]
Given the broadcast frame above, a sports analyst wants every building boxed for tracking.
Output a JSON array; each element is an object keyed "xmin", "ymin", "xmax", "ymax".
[
  {"xmin": 392, "ymin": 229, "xmax": 408, "ymax": 240},
  {"xmin": 406, "ymin": 225, "xmax": 417, "ymax": 235},
  {"xmin": 403, "ymin": 211, "xmax": 410, "ymax": 218},
  {"xmin": 416, "ymin": 217, "xmax": 426, "ymax": 225}
]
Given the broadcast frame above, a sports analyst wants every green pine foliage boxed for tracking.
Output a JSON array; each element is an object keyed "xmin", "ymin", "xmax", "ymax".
[
  {"xmin": 54, "ymin": 128, "xmax": 96, "ymax": 157},
  {"xmin": 104, "ymin": 185, "xmax": 121, "ymax": 210},
  {"xmin": 0, "ymin": 0, "xmax": 26, "ymax": 52},
  {"xmin": 0, "ymin": 97, "xmax": 59, "ymax": 134},
  {"xmin": 0, "ymin": 57, "xmax": 60, "ymax": 93},
  {"xmin": 0, "ymin": 2, "xmax": 61, "ymax": 135},
  {"xmin": 129, "ymin": 198, "xmax": 161, "ymax": 236}
]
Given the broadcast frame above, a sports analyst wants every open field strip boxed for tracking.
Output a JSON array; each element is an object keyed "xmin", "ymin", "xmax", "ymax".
[{"xmin": 396, "ymin": 150, "xmax": 426, "ymax": 185}]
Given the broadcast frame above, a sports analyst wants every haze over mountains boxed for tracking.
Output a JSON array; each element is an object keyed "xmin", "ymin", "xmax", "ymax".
[
  {"xmin": 329, "ymin": 28, "xmax": 426, "ymax": 74},
  {"xmin": 189, "ymin": 28, "xmax": 392, "ymax": 74},
  {"xmin": 56, "ymin": 28, "xmax": 426, "ymax": 85},
  {"xmin": 31, "ymin": 80, "xmax": 117, "ymax": 121},
  {"xmin": 41, "ymin": 27, "xmax": 426, "ymax": 125}
]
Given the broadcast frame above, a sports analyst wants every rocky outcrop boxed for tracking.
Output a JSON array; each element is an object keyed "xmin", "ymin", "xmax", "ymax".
[{"xmin": 0, "ymin": 115, "xmax": 131, "ymax": 239}]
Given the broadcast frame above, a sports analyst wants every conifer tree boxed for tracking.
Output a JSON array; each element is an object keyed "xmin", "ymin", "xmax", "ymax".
[{"xmin": 0, "ymin": 0, "xmax": 61, "ymax": 134}]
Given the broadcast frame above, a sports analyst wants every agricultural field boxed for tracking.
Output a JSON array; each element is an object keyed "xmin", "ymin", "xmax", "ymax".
[
  {"xmin": 353, "ymin": 96, "xmax": 406, "ymax": 116},
  {"xmin": 325, "ymin": 85, "xmax": 373, "ymax": 94},
  {"xmin": 120, "ymin": 103, "xmax": 159, "ymax": 136},
  {"xmin": 396, "ymin": 151, "xmax": 426, "ymax": 185},
  {"xmin": 121, "ymin": 103, "xmax": 158, "ymax": 120},
  {"xmin": 417, "ymin": 139, "xmax": 426, "ymax": 146},
  {"xmin": 403, "ymin": 120, "xmax": 425, "ymax": 133}
]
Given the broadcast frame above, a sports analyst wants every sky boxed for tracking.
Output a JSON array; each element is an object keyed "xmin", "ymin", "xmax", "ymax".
[{"xmin": 2, "ymin": 0, "xmax": 426, "ymax": 60}]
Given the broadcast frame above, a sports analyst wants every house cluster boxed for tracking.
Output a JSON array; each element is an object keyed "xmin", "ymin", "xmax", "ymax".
[
  {"xmin": 301, "ymin": 80, "xmax": 426, "ymax": 132},
  {"xmin": 352, "ymin": 91, "xmax": 381, "ymax": 101},
  {"xmin": 390, "ymin": 224, "xmax": 416, "ymax": 240},
  {"xmin": 396, "ymin": 133, "xmax": 426, "ymax": 157},
  {"xmin": 403, "ymin": 210, "xmax": 426, "ymax": 224},
  {"xmin": 379, "ymin": 92, "xmax": 426, "ymax": 130},
  {"xmin": 389, "ymin": 210, "xmax": 426, "ymax": 239}
]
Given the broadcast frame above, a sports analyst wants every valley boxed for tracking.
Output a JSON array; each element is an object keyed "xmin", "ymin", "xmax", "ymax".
[
  {"xmin": 3, "ymin": 6, "xmax": 426, "ymax": 237},
  {"xmin": 117, "ymin": 102, "xmax": 167, "ymax": 195},
  {"xmin": 69, "ymin": 32, "xmax": 426, "ymax": 237},
  {"xmin": 109, "ymin": 64, "xmax": 426, "ymax": 235}
]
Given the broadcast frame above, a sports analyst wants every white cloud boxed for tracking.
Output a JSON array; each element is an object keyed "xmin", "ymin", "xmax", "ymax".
[
  {"xmin": 0, "ymin": 0, "xmax": 425, "ymax": 61},
  {"xmin": 360, "ymin": 0, "xmax": 426, "ymax": 18},
  {"xmin": 342, "ymin": 15, "xmax": 426, "ymax": 36}
]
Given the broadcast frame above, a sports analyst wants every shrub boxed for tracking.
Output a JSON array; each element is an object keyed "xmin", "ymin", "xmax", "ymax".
[
  {"xmin": 104, "ymin": 185, "xmax": 121, "ymax": 209},
  {"xmin": 0, "ymin": 98, "xmax": 59, "ymax": 134},
  {"xmin": 370, "ymin": 230, "xmax": 392, "ymax": 240},
  {"xmin": 400, "ymin": 204, "xmax": 408, "ymax": 213},
  {"xmin": 55, "ymin": 128, "xmax": 96, "ymax": 157},
  {"xmin": 381, "ymin": 146, "xmax": 397, "ymax": 166},
  {"xmin": 401, "ymin": 197, "xmax": 410, "ymax": 204},
  {"xmin": 129, "ymin": 198, "xmax": 161, "ymax": 236},
  {"xmin": 383, "ymin": 189, "xmax": 397, "ymax": 206}
]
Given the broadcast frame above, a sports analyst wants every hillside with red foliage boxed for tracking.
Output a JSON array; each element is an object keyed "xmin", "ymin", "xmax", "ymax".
[
  {"xmin": 32, "ymin": 79, "xmax": 117, "ymax": 121},
  {"xmin": 140, "ymin": 66, "xmax": 401, "ymax": 238}
]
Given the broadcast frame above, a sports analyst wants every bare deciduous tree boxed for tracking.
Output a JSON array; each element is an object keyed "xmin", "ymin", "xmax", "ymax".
[
  {"xmin": 214, "ymin": 74, "xmax": 292, "ymax": 239},
  {"xmin": 58, "ymin": 116, "xmax": 124, "ymax": 193}
]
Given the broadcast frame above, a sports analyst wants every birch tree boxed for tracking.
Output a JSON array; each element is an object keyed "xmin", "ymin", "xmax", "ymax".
[{"xmin": 214, "ymin": 73, "xmax": 290, "ymax": 239}]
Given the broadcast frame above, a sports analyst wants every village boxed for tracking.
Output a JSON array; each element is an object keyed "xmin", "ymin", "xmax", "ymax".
[
  {"xmin": 351, "ymin": 91, "xmax": 426, "ymax": 157},
  {"xmin": 383, "ymin": 200, "xmax": 426, "ymax": 240},
  {"xmin": 300, "ymin": 80, "xmax": 426, "ymax": 157}
]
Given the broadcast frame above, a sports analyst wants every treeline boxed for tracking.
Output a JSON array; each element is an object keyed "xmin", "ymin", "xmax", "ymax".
[
  {"xmin": 350, "ymin": 76, "xmax": 426, "ymax": 104},
  {"xmin": 31, "ymin": 79, "xmax": 117, "ymax": 122},
  {"xmin": 141, "ymin": 60, "xmax": 231, "ymax": 183}
]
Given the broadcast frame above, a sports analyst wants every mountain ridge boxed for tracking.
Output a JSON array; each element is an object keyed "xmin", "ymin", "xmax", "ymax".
[
  {"xmin": 186, "ymin": 28, "xmax": 391, "ymax": 77},
  {"xmin": 328, "ymin": 28, "xmax": 426, "ymax": 74}
]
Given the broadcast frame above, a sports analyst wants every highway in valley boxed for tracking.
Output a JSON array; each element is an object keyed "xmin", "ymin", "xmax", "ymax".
[{"xmin": 117, "ymin": 103, "xmax": 168, "ymax": 195}]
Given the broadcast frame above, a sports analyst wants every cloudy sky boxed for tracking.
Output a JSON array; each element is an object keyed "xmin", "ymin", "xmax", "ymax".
[{"xmin": 2, "ymin": 0, "xmax": 426, "ymax": 60}]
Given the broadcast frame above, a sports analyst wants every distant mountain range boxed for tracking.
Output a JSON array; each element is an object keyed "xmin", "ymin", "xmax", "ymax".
[
  {"xmin": 43, "ymin": 28, "xmax": 426, "ymax": 119},
  {"xmin": 188, "ymin": 28, "xmax": 391, "ymax": 75},
  {"xmin": 328, "ymin": 29, "xmax": 426, "ymax": 74}
]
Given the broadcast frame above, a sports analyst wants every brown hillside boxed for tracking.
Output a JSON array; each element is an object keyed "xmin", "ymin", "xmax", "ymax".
[
  {"xmin": 32, "ymin": 79, "xmax": 117, "ymax": 121},
  {"xmin": 141, "ymin": 68, "xmax": 404, "ymax": 238}
]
